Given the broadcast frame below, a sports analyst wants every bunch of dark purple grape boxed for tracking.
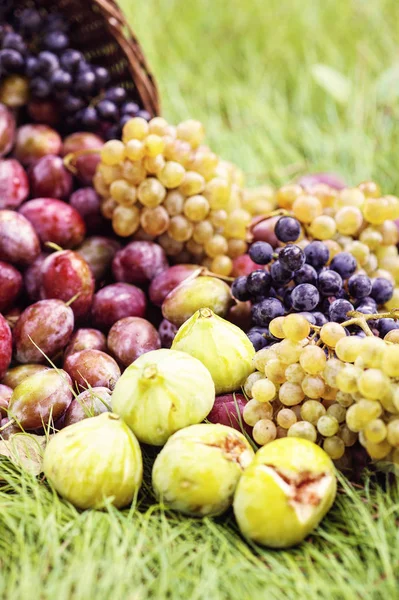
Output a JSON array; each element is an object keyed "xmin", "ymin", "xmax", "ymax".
[
  {"xmin": 231, "ymin": 215, "xmax": 396, "ymax": 350},
  {"xmin": 0, "ymin": 8, "xmax": 150, "ymax": 136}
]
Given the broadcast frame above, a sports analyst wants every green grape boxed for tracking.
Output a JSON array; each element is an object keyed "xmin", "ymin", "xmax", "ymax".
[
  {"xmin": 364, "ymin": 419, "xmax": 387, "ymax": 444},
  {"xmin": 335, "ymin": 206, "xmax": 363, "ymax": 236},
  {"xmin": 336, "ymin": 391, "xmax": 354, "ymax": 408},
  {"xmin": 101, "ymin": 140, "xmax": 125, "ymax": 166},
  {"xmin": 276, "ymin": 408, "xmax": 297, "ymax": 429},
  {"xmin": 358, "ymin": 369, "xmax": 390, "ymax": 401},
  {"xmin": 338, "ymin": 424, "xmax": 358, "ymax": 447},
  {"xmin": 158, "ymin": 161, "xmax": 185, "ymax": 188},
  {"xmin": 179, "ymin": 171, "xmax": 206, "ymax": 196},
  {"xmin": 317, "ymin": 415, "xmax": 339, "ymax": 437},
  {"xmin": 125, "ymin": 139, "xmax": 145, "ymax": 161},
  {"xmin": 299, "ymin": 345, "xmax": 326, "ymax": 374},
  {"xmin": 164, "ymin": 191, "xmax": 185, "ymax": 216},
  {"xmin": 336, "ymin": 365, "xmax": 361, "ymax": 394},
  {"xmin": 326, "ymin": 403, "xmax": 347, "ymax": 423},
  {"xmin": 204, "ymin": 178, "xmax": 230, "ymax": 210},
  {"xmin": 264, "ymin": 359, "xmax": 286, "ymax": 384},
  {"xmin": 143, "ymin": 154, "xmax": 165, "ymax": 175},
  {"xmin": 279, "ymin": 382, "xmax": 305, "ymax": 406},
  {"xmin": 337, "ymin": 187, "xmax": 365, "ymax": 208},
  {"xmin": 269, "ymin": 317, "xmax": 285, "ymax": 339},
  {"xmin": 335, "ymin": 336, "xmax": 363, "ymax": 363},
  {"xmin": 346, "ymin": 400, "xmax": 382, "ymax": 432},
  {"xmin": 176, "ymin": 119, "xmax": 205, "ymax": 149},
  {"xmin": 137, "ymin": 177, "xmax": 166, "ymax": 208},
  {"xmin": 274, "ymin": 339, "xmax": 303, "ymax": 365},
  {"xmin": 287, "ymin": 421, "xmax": 317, "ymax": 443},
  {"xmin": 243, "ymin": 372, "xmax": 264, "ymax": 398},
  {"xmin": 285, "ymin": 363, "xmax": 305, "ymax": 384},
  {"xmin": 308, "ymin": 215, "xmax": 337, "ymax": 240},
  {"xmin": 168, "ymin": 215, "xmax": 193, "ymax": 242},
  {"xmin": 382, "ymin": 345, "xmax": 399, "ymax": 378},
  {"xmin": 253, "ymin": 348, "xmax": 276, "ymax": 372},
  {"xmin": 387, "ymin": 420, "xmax": 399, "ymax": 447},
  {"xmin": 252, "ymin": 419, "xmax": 277, "ymax": 445},
  {"xmin": 365, "ymin": 439, "xmax": 392, "ymax": 460},
  {"xmin": 204, "ymin": 234, "xmax": 228, "ymax": 258},
  {"xmin": 324, "ymin": 358, "xmax": 344, "ymax": 387},
  {"xmin": 210, "ymin": 209, "xmax": 228, "ymax": 229},
  {"xmin": 300, "ymin": 400, "xmax": 326, "ymax": 425},
  {"xmin": 292, "ymin": 194, "xmax": 323, "ymax": 223},
  {"xmin": 193, "ymin": 220, "xmax": 214, "ymax": 244},
  {"xmin": 358, "ymin": 337, "xmax": 385, "ymax": 369},
  {"xmin": 359, "ymin": 227, "xmax": 383, "ymax": 250},
  {"xmin": 243, "ymin": 399, "xmax": 273, "ymax": 427},
  {"xmin": 323, "ymin": 436, "xmax": 345, "ymax": 460},
  {"xmin": 144, "ymin": 134, "xmax": 165, "ymax": 158},
  {"xmin": 281, "ymin": 314, "xmax": 310, "ymax": 342},
  {"xmin": 320, "ymin": 323, "xmax": 346, "ymax": 348},
  {"xmin": 301, "ymin": 375, "xmax": 325, "ymax": 399},
  {"xmin": 252, "ymin": 378, "xmax": 277, "ymax": 403},
  {"xmin": 183, "ymin": 195, "xmax": 210, "ymax": 221},
  {"xmin": 122, "ymin": 117, "xmax": 149, "ymax": 142},
  {"xmin": 112, "ymin": 205, "xmax": 140, "ymax": 237}
]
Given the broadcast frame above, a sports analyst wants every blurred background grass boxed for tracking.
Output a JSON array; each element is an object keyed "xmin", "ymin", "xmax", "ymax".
[{"xmin": 122, "ymin": 0, "xmax": 399, "ymax": 190}]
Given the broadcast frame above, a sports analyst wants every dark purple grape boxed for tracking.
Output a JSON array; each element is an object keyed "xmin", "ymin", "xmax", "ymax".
[
  {"xmin": 80, "ymin": 106, "xmax": 98, "ymax": 128},
  {"xmin": 330, "ymin": 252, "xmax": 357, "ymax": 280},
  {"xmin": 252, "ymin": 297, "xmax": 285, "ymax": 326},
  {"xmin": 270, "ymin": 261, "xmax": 293, "ymax": 285},
  {"xmin": 19, "ymin": 198, "xmax": 86, "ymax": 249},
  {"xmin": 377, "ymin": 318, "xmax": 399, "ymax": 338},
  {"xmin": 274, "ymin": 216, "xmax": 301, "ymax": 242},
  {"xmin": 0, "ymin": 260, "xmax": 22, "ymax": 312},
  {"xmin": 63, "ymin": 387, "xmax": 111, "ymax": 428},
  {"xmin": 75, "ymin": 70, "xmax": 96, "ymax": 95},
  {"xmin": 318, "ymin": 270, "xmax": 343, "ymax": 296},
  {"xmin": 293, "ymin": 264, "xmax": 317, "ymax": 285},
  {"xmin": 105, "ymin": 87, "xmax": 127, "ymax": 104},
  {"xmin": 248, "ymin": 241, "xmax": 273, "ymax": 265},
  {"xmin": 64, "ymin": 328, "xmax": 107, "ymax": 361},
  {"xmin": 2, "ymin": 32, "xmax": 26, "ymax": 54},
  {"xmin": 137, "ymin": 110, "xmax": 151, "ymax": 120},
  {"xmin": 247, "ymin": 329, "xmax": 268, "ymax": 351},
  {"xmin": 60, "ymin": 49, "xmax": 83, "ymax": 72},
  {"xmin": 112, "ymin": 241, "xmax": 168, "ymax": 285},
  {"xmin": 231, "ymin": 276, "xmax": 250, "ymax": 302},
  {"xmin": 291, "ymin": 283, "xmax": 320, "ymax": 311},
  {"xmin": 122, "ymin": 101, "xmax": 139, "ymax": 115},
  {"xmin": 44, "ymin": 31, "xmax": 69, "ymax": 53},
  {"xmin": 25, "ymin": 56, "xmax": 39, "ymax": 76},
  {"xmin": 158, "ymin": 319, "xmax": 177, "ymax": 348},
  {"xmin": 63, "ymin": 349, "xmax": 120, "ymax": 391},
  {"xmin": 17, "ymin": 9, "xmax": 42, "ymax": 34},
  {"xmin": 13, "ymin": 299, "xmax": 74, "ymax": 364},
  {"xmin": 246, "ymin": 270, "xmax": 271, "ymax": 297},
  {"xmin": 94, "ymin": 66, "xmax": 109, "ymax": 87},
  {"xmin": 96, "ymin": 99, "xmax": 119, "ymax": 121},
  {"xmin": 37, "ymin": 51, "xmax": 59, "ymax": 75},
  {"xmin": 50, "ymin": 69, "xmax": 72, "ymax": 90},
  {"xmin": 108, "ymin": 317, "xmax": 161, "ymax": 367},
  {"xmin": 0, "ymin": 49, "xmax": 24, "ymax": 71},
  {"xmin": 348, "ymin": 274, "xmax": 372, "ymax": 299},
  {"xmin": 371, "ymin": 277, "xmax": 394, "ymax": 305},
  {"xmin": 30, "ymin": 77, "xmax": 51, "ymax": 99},
  {"xmin": 279, "ymin": 244, "xmax": 305, "ymax": 271},
  {"xmin": 91, "ymin": 283, "xmax": 146, "ymax": 331},
  {"xmin": 0, "ymin": 313, "xmax": 12, "ymax": 379},
  {"xmin": 329, "ymin": 299, "xmax": 354, "ymax": 323},
  {"xmin": 304, "ymin": 241, "xmax": 330, "ymax": 269},
  {"xmin": 310, "ymin": 311, "xmax": 328, "ymax": 326},
  {"xmin": 62, "ymin": 95, "xmax": 85, "ymax": 113},
  {"xmin": 0, "ymin": 210, "xmax": 40, "ymax": 266},
  {"xmin": 40, "ymin": 250, "xmax": 94, "ymax": 320}
]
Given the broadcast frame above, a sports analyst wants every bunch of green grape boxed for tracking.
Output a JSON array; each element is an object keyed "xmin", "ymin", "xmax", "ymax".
[
  {"xmin": 93, "ymin": 116, "xmax": 260, "ymax": 276},
  {"xmin": 275, "ymin": 181, "xmax": 399, "ymax": 290},
  {"xmin": 243, "ymin": 313, "xmax": 399, "ymax": 465}
]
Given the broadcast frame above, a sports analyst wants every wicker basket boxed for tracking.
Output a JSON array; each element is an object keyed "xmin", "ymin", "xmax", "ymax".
[{"xmin": 10, "ymin": 0, "xmax": 160, "ymax": 117}]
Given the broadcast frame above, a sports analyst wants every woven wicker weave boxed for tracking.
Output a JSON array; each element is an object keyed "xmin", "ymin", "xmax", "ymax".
[{"xmin": 11, "ymin": 0, "xmax": 160, "ymax": 117}]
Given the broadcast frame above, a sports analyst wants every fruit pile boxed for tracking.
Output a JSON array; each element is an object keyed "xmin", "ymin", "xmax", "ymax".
[
  {"xmin": 94, "ymin": 116, "xmax": 255, "ymax": 275},
  {"xmin": 0, "ymin": 9, "xmax": 150, "ymax": 136}
]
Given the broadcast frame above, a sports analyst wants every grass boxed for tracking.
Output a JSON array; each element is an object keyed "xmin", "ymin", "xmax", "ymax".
[{"xmin": 2, "ymin": 0, "xmax": 399, "ymax": 597}]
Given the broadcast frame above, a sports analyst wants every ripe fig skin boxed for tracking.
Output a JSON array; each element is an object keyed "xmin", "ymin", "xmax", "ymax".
[
  {"xmin": 43, "ymin": 412, "xmax": 143, "ymax": 510},
  {"xmin": 172, "ymin": 309, "xmax": 255, "ymax": 394},
  {"xmin": 63, "ymin": 387, "xmax": 111, "ymax": 428},
  {"xmin": 162, "ymin": 276, "xmax": 233, "ymax": 327},
  {"xmin": 152, "ymin": 423, "xmax": 255, "ymax": 517},
  {"xmin": 8, "ymin": 369, "xmax": 73, "ymax": 430},
  {"xmin": 13, "ymin": 299, "xmax": 74, "ymax": 364},
  {"xmin": 233, "ymin": 438, "xmax": 337, "ymax": 549},
  {"xmin": 112, "ymin": 349, "xmax": 215, "ymax": 446}
]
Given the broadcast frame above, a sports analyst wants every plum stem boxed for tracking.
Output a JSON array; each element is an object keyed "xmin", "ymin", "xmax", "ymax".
[
  {"xmin": 45, "ymin": 241, "xmax": 64, "ymax": 253},
  {"xmin": 65, "ymin": 292, "xmax": 81, "ymax": 307},
  {"xmin": 63, "ymin": 148, "xmax": 100, "ymax": 175}
]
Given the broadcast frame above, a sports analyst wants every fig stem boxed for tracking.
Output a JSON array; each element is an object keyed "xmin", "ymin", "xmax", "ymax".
[
  {"xmin": 199, "ymin": 308, "xmax": 213, "ymax": 318},
  {"xmin": 142, "ymin": 365, "xmax": 158, "ymax": 380},
  {"xmin": 63, "ymin": 148, "xmax": 100, "ymax": 175}
]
